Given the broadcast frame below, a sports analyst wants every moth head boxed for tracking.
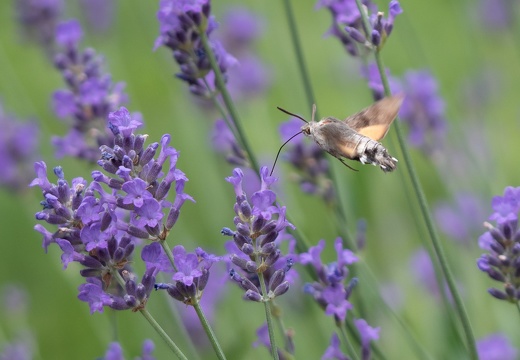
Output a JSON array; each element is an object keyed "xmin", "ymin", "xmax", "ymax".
[{"xmin": 301, "ymin": 123, "xmax": 311, "ymax": 135}]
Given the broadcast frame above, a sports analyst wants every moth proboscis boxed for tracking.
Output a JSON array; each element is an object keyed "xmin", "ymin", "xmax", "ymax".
[{"xmin": 271, "ymin": 94, "xmax": 404, "ymax": 176}]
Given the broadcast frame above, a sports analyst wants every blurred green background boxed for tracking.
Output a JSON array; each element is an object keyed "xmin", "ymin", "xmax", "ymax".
[{"xmin": 1, "ymin": 0, "xmax": 520, "ymax": 358}]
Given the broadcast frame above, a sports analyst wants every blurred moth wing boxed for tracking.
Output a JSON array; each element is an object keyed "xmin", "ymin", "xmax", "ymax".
[{"xmin": 302, "ymin": 94, "xmax": 404, "ymax": 172}]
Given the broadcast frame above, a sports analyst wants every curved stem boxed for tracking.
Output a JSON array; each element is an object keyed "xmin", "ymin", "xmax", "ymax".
[
  {"xmin": 192, "ymin": 300, "xmax": 228, "ymax": 360},
  {"xmin": 140, "ymin": 308, "xmax": 189, "ymax": 360},
  {"xmin": 112, "ymin": 271, "xmax": 188, "ymax": 359},
  {"xmin": 258, "ymin": 272, "xmax": 280, "ymax": 360},
  {"xmin": 338, "ymin": 323, "xmax": 360, "ymax": 360},
  {"xmin": 351, "ymin": 1, "xmax": 477, "ymax": 358},
  {"xmin": 199, "ymin": 31, "xmax": 260, "ymax": 173}
]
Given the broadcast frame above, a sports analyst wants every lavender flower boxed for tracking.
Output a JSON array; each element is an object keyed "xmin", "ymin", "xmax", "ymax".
[
  {"xmin": 362, "ymin": 65, "xmax": 447, "ymax": 154},
  {"xmin": 477, "ymin": 333, "xmax": 518, "ymax": 360},
  {"xmin": 0, "ymin": 103, "xmax": 39, "ymax": 191},
  {"xmin": 322, "ymin": 333, "xmax": 348, "ymax": 360},
  {"xmin": 434, "ymin": 192, "xmax": 487, "ymax": 244},
  {"xmin": 278, "ymin": 117, "xmax": 335, "ymax": 204},
  {"xmin": 317, "ymin": 0, "xmax": 402, "ymax": 56},
  {"xmin": 78, "ymin": 0, "xmax": 115, "ymax": 32},
  {"xmin": 477, "ymin": 186, "xmax": 520, "ymax": 302},
  {"xmin": 155, "ymin": 0, "xmax": 237, "ymax": 97},
  {"xmin": 477, "ymin": 0, "xmax": 513, "ymax": 30},
  {"xmin": 51, "ymin": 19, "xmax": 129, "ymax": 162},
  {"xmin": 355, "ymin": 319, "xmax": 380, "ymax": 360},
  {"xmin": 100, "ymin": 339, "xmax": 156, "ymax": 360},
  {"xmin": 31, "ymin": 107, "xmax": 192, "ymax": 313},
  {"xmin": 252, "ymin": 323, "xmax": 293, "ymax": 360},
  {"xmin": 300, "ymin": 238, "xmax": 358, "ymax": 323},
  {"xmin": 221, "ymin": 167, "xmax": 296, "ymax": 302},
  {"xmin": 218, "ymin": 8, "xmax": 270, "ymax": 101},
  {"xmin": 147, "ymin": 244, "xmax": 219, "ymax": 305},
  {"xmin": 211, "ymin": 119, "xmax": 248, "ymax": 166},
  {"xmin": 15, "ymin": 0, "xmax": 64, "ymax": 51},
  {"xmin": 397, "ymin": 70, "xmax": 447, "ymax": 154}
]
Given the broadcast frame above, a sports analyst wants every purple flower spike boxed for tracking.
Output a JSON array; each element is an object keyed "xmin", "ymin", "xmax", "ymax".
[
  {"xmin": 317, "ymin": 0, "xmax": 402, "ymax": 55},
  {"xmin": 477, "ymin": 333, "xmax": 518, "ymax": 360},
  {"xmin": 0, "ymin": 103, "xmax": 40, "ymax": 191},
  {"xmin": 300, "ymin": 237, "xmax": 359, "ymax": 323},
  {"xmin": 223, "ymin": 167, "xmax": 295, "ymax": 302},
  {"xmin": 355, "ymin": 318, "xmax": 381, "ymax": 360},
  {"xmin": 16, "ymin": 0, "xmax": 64, "ymax": 50},
  {"xmin": 152, "ymin": 245, "xmax": 220, "ymax": 305},
  {"xmin": 55, "ymin": 19, "xmax": 83, "ymax": 47},
  {"xmin": 50, "ymin": 20, "xmax": 129, "ymax": 162},
  {"xmin": 155, "ymin": 0, "xmax": 237, "ymax": 98},
  {"xmin": 477, "ymin": 185, "xmax": 520, "ymax": 303},
  {"xmin": 322, "ymin": 333, "xmax": 348, "ymax": 360}
]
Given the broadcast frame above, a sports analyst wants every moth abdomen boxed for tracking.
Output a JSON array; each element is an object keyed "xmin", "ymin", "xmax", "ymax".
[{"xmin": 356, "ymin": 138, "xmax": 397, "ymax": 172}]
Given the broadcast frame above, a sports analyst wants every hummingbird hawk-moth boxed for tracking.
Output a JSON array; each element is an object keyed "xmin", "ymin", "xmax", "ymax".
[{"xmin": 272, "ymin": 95, "xmax": 404, "ymax": 175}]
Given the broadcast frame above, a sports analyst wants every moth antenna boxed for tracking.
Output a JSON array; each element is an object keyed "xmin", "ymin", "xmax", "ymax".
[
  {"xmin": 270, "ymin": 131, "xmax": 304, "ymax": 176},
  {"xmin": 277, "ymin": 106, "xmax": 308, "ymax": 124},
  {"xmin": 311, "ymin": 104, "xmax": 316, "ymax": 122}
]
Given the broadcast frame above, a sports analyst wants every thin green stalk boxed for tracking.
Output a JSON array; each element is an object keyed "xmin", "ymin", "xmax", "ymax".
[
  {"xmin": 259, "ymin": 272, "xmax": 280, "ymax": 360},
  {"xmin": 112, "ymin": 271, "xmax": 188, "ymax": 360},
  {"xmin": 375, "ymin": 51, "xmax": 477, "ymax": 360},
  {"xmin": 352, "ymin": 1, "xmax": 477, "ymax": 358},
  {"xmin": 516, "ymin": 302, "xmax": 520, "ymax": 316},
  {"xmin": 281, "ymin": 0, "xmax": 316, "ymax": 113},
  {"xmin": 199, "ymin": 31, "xmax": 260, "ymax": 173},
  {"xmin": 140, "ymin": 308, "xmax": 189, "ymax": 360},
  {"xmin": 160, "ymin": 240, "xmax": 178, "ymax": 272},
  {"xmin": 338, "ymin": 324, "xmax": 360, "ymax": 360},
  {"xmin": 281, "ymin": 0, "xmax": 356, "ymax": 251},
  {"xmin": 192, "ymin": 301, "xmax": 228, "ymax": 360}
]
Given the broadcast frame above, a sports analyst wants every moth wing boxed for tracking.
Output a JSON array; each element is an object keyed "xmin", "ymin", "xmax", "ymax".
[{"xmin": 343, "ymin": 94, "xmax": 404, "ymax": 141}]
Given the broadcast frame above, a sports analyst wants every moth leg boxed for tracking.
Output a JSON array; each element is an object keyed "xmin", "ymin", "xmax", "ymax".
[{"xmin": 336, "ymin": 157, "xmax": 358, "ymax": 172}]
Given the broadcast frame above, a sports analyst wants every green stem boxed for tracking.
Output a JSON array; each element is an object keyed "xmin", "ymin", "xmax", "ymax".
[
  {"xmin": 259, "ymin": 272, "xmax": 280, "ymax": 360},
  {"xmin": 160, "ymin": 240, "xmax": 178, "ymax": 272},
  {"xmin": 352, "ymin": 1, "xmax": 477, "ymax": 358},
  {"xmin": 192, "ymin": 301, "xmax": 228, "ymax": 360},
  {"xmin": 112, "ymin": 271, "xmax": 188, "ymax": 359},
  {"xmin": 338, "ymin": 323, "xmax": 360, "ymax": 360},
  {"xmin": 281, "ymin": 0, "xmax": 316, "ymax": 112},
  {"xmin": 199, "ymin": 31, "xmax": 260, "ymax": 173},
  {"xmin": 140, "ymin": 308, "xmax": 189, "ymax": 360},
  {"xmin": 377, "ymin": 51, "xmax": 476, "ymax": 360}
]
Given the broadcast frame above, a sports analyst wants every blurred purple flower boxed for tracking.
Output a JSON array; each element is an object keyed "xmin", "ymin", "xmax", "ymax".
[
  {"xmin": 477, "ymin": 0, "xmax": 513, "ymax": 30},
  {"xmin": 16, "ymin": 0, "xmax": 64, "ymax": 51},
  {"xmin": 477, "ymin": 333, "xmax": 518, "ymax": 360},
  {"xmin": 0, "ymin": 103, "xmax": 39, "ymax": 191},
  {"xmin": 51, "ymin": 20, "xmax": 129, "ymax": 162},
  {"xmin": 409, "ymin": 248, "xmax": 448, "ymax": 300},
  {"xmin": 79, "ymin": 0, "xmax": 115, "ymax": 32},
  {"xmin": 211, "ymin": 119, "xmax": 248, "ymax": 166},
  {"xmin": 398, "ymin": 70, "xmax": 447, "ymax": 154},
  {"xmin": 355, "ymin": 318, "xmax": 380, "ymax": 360},
  {"xmin": 322, "ymin": 333, "xmax": 348, "ymax": 360},
  {"xmin": 434, "ymin": 192, "xmax": 487, "ymax": 244}
]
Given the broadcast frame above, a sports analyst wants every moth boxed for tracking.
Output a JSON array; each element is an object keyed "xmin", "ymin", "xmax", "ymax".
[{"xmin": 272, "ymin": 95, "xmax": 404, "ymax": 175}]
